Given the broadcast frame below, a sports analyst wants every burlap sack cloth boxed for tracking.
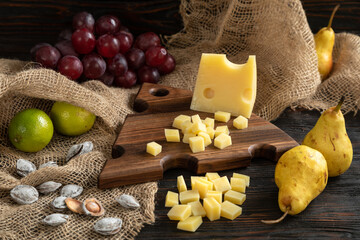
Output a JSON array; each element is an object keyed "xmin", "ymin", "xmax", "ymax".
[{"xmin": 0, "ymin": 0, "xmax": 359, "ymax": 239}]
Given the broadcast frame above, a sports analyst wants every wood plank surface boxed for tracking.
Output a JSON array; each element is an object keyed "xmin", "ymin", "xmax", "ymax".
[
  {"xmin": 0, "ymin": 1, "xmax": 358, "ymax": 60},
  {"xmin": 98, "ymin": 83, "xmax": 298, "ymax": 188}
]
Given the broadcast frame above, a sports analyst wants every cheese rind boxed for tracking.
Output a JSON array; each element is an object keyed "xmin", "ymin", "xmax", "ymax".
[
  {"xmin": 167, "ymin": 204, "xmax": 192, "ymax": 221},
  {"xmin": 177, "ymin": 216, "xmax": 203, "ymax": 232},
  {"xmin": 190, "ymin": 54, "xmax": 257, "ymax": 118},
  {"xmin": 146, "ymin": 142, "xmax": 162, "ymax": 156},
  {"xmin": 165, "ymin": 191, "xmax": 179, "ymax": 207},
  {"xmin": 221, "ymin": 200, "xmax": 242, "ymax": 220}
]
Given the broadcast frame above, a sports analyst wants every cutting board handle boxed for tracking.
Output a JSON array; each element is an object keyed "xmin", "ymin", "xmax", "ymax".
[{"xmin": 133, "ymin": 83, "xmax": 193, "ymax": 114}]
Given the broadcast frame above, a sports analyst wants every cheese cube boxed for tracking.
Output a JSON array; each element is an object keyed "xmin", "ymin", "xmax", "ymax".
[
  {"xmin": 182, "ymin": 133, "xmax": 196, "ymax": 144},
  {"xmin": 180, "ymin": 189, "xmax": 200, "ymax": 204},
  {"xmin": 214, "ymin": 133, "xmax": 232, "ymax": 149},
  {"xmin": 197, "ymin": 132, "xmax": 212, "ymax": 147},
  {"xmin": 233, "ymin": 173, "xmax": 250, "ymax": 187},
  {"xmin": 191, "ymin": 114, "xmax": 202, "ymax": 124},
  {"xmin": 203, "ymin": 197, "xmax": 221, "ymax": 221},
  {"xmin": 190, "ymin": 122, "xmax": 207, "ymax": 134},
  {"xmin": 167, "ymin": 204, "xmax": 192, "ymax": 221},
  {"xmin": 191, "ymin": 176, "xmax": 207, "ymax": 189},
  {"xmin": 212, "ymin": 176, "xmax": 231, "ymax": 193},
  {"xmin": 165, "ymin": 191, "xmax": 179, "ymax": 207},
  {"xmin": 177, "ymin": 216, "xmax": 203, "ymax": 232},
  {"xmin": 233, "ymin": 115, "xmax": 248, "ymax": 130},
  {"xmin": 224, "ymin": 190, "xmax": 246, "ymax": 205},
  {"xmin": 205, "ymin": 172, "xmax": 220, "ymax": 181},
  {"xmin": 205, "ymin": 190, "xmax": 222, "ymax": 204},
  {"xmin": 190, "ymin": 54, "xmax": 257, "ymax": 119},
  {"xmin": 214, "ymin": 111, "xmax": 231, "ymax": 123},
  {"xmin": 146, "ymin": 142, "xmax": 162, "ymax": 156},
  {"xmin": 187, "ymin": 201, "xmax": 206, "ymax": 217},
  {"xmin": 173, "ymin": 115, "xmax": 191, "ymax": 129},
  {"xmin": 177, "ymin": 175, "xmax": 187, "ymax": 192},
  {"xmin": 181, "ymin": 120, "xmax": 193, "ymax": 134},
  {"xmin": 164, "ymin": 129, "xmax": 180, "ymax": 142},
  {"xmin": 203, "ymin": 117, "xmax": 215, "ymax": 128},
  {"xmin": 193, "ymin": 178, "xmax": 213, "ymax": 199},
  {"xmin": 221, "ymin": 201, "xmax": 242, "ymax": 220},
  {"xmin": 230, "ymin": 177, "xmax": 246, "ymax": 193},
  {"xmin": 206, "ymin": 127, "xmax": 215, "ymax": 139},
  {"xmin": 189, "ymin": 136, "xmax": 205, "ymax": 153},
  {"xmin": 214, "ymin": 125, "xmax": 229, "ymax": 137}
]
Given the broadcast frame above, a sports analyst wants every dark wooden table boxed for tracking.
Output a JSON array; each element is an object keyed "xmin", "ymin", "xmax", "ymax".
[{"xmin": 0, "ymin": 1, "xmax": 359, "ymax": 239}]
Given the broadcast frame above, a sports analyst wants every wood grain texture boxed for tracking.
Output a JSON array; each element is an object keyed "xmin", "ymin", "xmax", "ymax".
[
  {"xmin": 0, "ymin": 1, "xmax": 358, "ymax": 60},
  {"xmin": 137, "ymin": 108, "xmax": 360, "ymax": 239},
  {"xmin": 98, "ymin": 83, "xmax": 298, "ymax": 188}
]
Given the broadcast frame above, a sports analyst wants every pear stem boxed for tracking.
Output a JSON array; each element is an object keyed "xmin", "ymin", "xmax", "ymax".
[
  {"xmin": 334, "ymin": 96, "xmax": 345, "ymax": 112},
  {"xmin": 261, "ymin": 209, "xmax": 289, "ymax": 224},
  {"xmin": 327, "ymin": 4, "xmax": 340, "ymax": 29}
]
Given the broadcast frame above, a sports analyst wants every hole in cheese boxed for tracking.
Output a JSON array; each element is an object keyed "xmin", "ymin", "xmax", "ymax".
[
  {"xmin": 242, "ymin": 88, "xmax": 253, "ymax": 103},
  {"xmin": 203, "ymin": 88, "xmax": 215, "ymax": 99}
]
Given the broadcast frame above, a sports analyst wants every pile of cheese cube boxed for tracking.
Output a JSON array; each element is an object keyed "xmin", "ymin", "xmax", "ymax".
[
  {"xmin": 165, "ymin": 172, "xmax": 250, "ymax": 232},
  {"xmin": 146, "ymin": 111, "xmax": 248, "ymax": 156}
]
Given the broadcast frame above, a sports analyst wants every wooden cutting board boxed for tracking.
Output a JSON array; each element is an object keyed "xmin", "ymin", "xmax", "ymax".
[{"xmin": 98, "ymin": 83, "xmax": 299, "ymax": 189}]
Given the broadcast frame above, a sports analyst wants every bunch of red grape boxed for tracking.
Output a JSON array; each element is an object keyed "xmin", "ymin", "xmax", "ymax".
[{"xmin": 30, "ymin": 12, "xmax": 176, "ymax": 88}]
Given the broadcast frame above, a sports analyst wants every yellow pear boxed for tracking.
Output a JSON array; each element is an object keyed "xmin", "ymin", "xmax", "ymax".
[
  {"xmin": 262, "ymin": 145, "xmax": 328, "ymax": 224},
  {"xmin": 314, "ymin": 4, "xmax": 340, "ymax": 81},
  {"xmin": 302, "ymin": 97, "xmax": 353, "ymax": 177}
]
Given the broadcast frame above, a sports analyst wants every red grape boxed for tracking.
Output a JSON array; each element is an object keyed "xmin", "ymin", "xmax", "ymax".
[
  {"xmin": 126, "ymin": 48, "xmax": 145, "ymax": 70},
  {"xmin": 73, "ymin": 12, "xmax": 95, "ymax": 32},
  {"xmin": 95, "ymin": 15, "xmax": 120, "ymax": 35},
  {"xmin": 157, "ymin": 54, "xmax": 176, "ymax": 75},
  {"xmin": 114, "ymin": 32, "xmax": 133, "ymax": 54},
  {"xmin": 107, "ymin": 53, "xmax": 128, "ymax": 76},
  {"xmin": 55, "ymin": 40, "xmax": 79, "ymax": 57},
  {"xmin": 99, "ymin": 71, "xmax": 115, "ymax": 86},
  {"xmin": 82, "ymin": 53, "xmax": 106, "ymax": 79},
  {"xmin": 114, "ymin": 70, "xmax": 137, "ymax": 88},
  {"xmin": 145, "ymin": 46, "xmax": 168, "ymax": 67},
  {"xmin": 96, "ymin": 34, "xmax": 120, "ymax": 58},
  {"xmin": 58, "ymin": 28, "xmax": 73, "ymax": 41},
  {"xmin": 57, "ymin": 55, "xmax": 83, "ymax": 80},
  {"xmin": 119, "ymin": 25, "xmax": 130, "ymax": 33},
  {"xmin": 138, "ymin": 65, "xmax": 160, "ymax": 84},
  {"xmin": 134, "ymin": 32, "xmax": 161, "ymax": 51},
  {"xmin": 35, "ymin": 45, "xmax": 61, "ymax": 69},
  {"xmin": 71, "ymin": 28, "xmax": 96, "ymax": 54},
  {"xmin": 30, "ymin": 43, "xmax": 51, "ymax": 60}
]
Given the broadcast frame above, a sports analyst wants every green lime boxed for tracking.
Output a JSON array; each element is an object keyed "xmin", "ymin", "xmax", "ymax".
[
  {"xmin": 50, "ymin": 101, "xmax": 96, "ymax": 136},
  {"xmin": 8, "ymin": 109, "xmax": 54, "ymax": 152}
]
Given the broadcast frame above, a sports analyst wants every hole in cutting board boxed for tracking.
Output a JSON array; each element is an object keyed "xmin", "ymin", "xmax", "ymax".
[{"xmin": 149, "ymin": 88, "xmax": 169, "ymax": 97}]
